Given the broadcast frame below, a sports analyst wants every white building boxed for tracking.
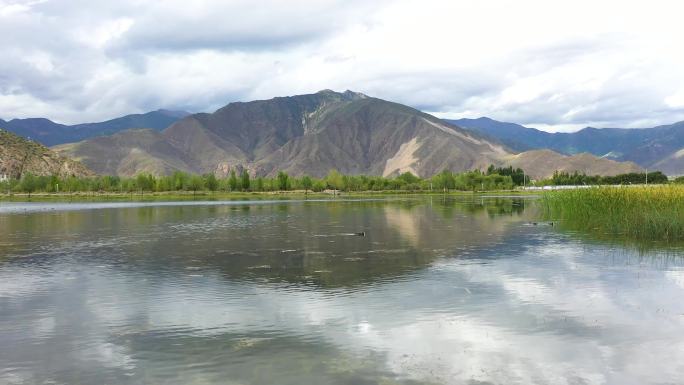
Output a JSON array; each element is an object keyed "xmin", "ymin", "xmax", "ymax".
[{"xmin": 0, "ymin": 174, "xmax": 8, "ymax": 182}]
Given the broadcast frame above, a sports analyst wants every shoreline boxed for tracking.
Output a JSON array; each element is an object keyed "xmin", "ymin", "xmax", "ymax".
[{"xmin": 0, "ymin": 189, "xmax": 536, "ymax": 202}]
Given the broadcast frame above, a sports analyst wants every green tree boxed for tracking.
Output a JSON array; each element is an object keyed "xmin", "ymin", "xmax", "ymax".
[
  {"xmin": 204, "ymin": 173, "xmax": 219, "ymax": 191},
  {"xmin": 228, "ymin": 170, "xmax": 238, "ymax": 191},
  {"xmin": 255, "ymin": 177, "xmax": 264, "ymax": 192},
  {"xmin": 240, "ymin": 170, "xmax": 250, "ymax": 191},
  {"xmin": 434, "ymin": 170, "xmax": 456, "ymax": 192},
  {"xmin": 325, "ymin": 169, "xmax": 345, "ymax": 190},
  {"xmin": 397, "ymin": 171, "xmax": 420, "ymax": 184},
  {"xmin": 312, "ymin": 179, "xmax": 326, "ymax": 192},
  {"xmin": 172, "ymin": 171, "xmax": 189, "ymax": 191},
  {"xmin": 19, "ymin": 173, "xmax": 37, "ymax": 198},
  {"xmin": 188, "ymin": 175, "xmax": 204, "ymax": 194},
  {"xmin": 135, "ymin": 173, "xmax": 155, "ymax": 193},
  {"xmin": 277, "ymin": 171, "xmax": 289, "ymax": 191},
  {"xmin": 48, "ymin": 175, "xmax": 59, "ymax": 193},
  {"xmin": 301, "ymin": 175, "xmax": 312, "ymax": 194}
]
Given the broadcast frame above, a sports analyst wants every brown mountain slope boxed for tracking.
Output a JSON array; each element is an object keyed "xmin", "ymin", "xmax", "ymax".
[
  {"xmin": 650, "ymin": 149, "xmax": 684, "ymax": 176},
  {"xmin": 502, "ymin": 149, "xmax": 644, "ymax": 179},
  {"xmin": 256, "ymin": 97, "xmax": 509, "ymax": 177},
  {"xmin": 52, "ymin": 90, "xmax": 644, "ymax": 179},
  {"xmin": 0, "ymin": 128, "xmax": 93, "ymax": 178},
  {"xmin": 53, "ymin": 129, "xmax": 197, "ymax": 176}
]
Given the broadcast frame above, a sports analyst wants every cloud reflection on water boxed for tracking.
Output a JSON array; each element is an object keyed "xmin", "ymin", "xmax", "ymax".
[{"xmin": 1, "ymin": 198, "xmax": 683, "ymax": 384}]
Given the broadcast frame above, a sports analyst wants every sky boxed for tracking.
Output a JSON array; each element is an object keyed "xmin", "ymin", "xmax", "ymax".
[{"xmin": 1, "ymin": 0, "xmax": 683, "ymax": 132}]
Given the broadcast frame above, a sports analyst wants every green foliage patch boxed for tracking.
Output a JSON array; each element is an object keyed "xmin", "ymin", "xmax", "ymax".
[{"xmin": 542, "ymin": 185, "xmax": 684, "ymax": 241}]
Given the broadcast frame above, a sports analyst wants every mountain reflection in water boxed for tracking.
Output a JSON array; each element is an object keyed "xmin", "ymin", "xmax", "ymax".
[{"xmin": 1, "ymin": 197, "xmax": 682, "ymax": 385}]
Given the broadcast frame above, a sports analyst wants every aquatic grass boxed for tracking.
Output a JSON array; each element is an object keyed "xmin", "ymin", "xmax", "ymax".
[{"xmin": 542, "ymin": 185, "xmax": 684, "ymax": 241}]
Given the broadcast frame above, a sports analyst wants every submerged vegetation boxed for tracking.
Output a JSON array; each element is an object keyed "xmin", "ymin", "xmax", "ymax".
[{"xmin": 543, "ymin": 185, "xmax": 684, "ymax": 242}]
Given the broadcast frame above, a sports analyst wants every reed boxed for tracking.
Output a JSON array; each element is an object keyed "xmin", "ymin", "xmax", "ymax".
[{"xmin": 542, "ymin": 185, "xmax": 684, "ymax": 241}]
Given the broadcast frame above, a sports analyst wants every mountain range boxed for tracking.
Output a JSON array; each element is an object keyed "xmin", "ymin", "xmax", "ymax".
[
  {"xmin": 50, "ymin": 90, "xmax": 641, "ymax": 179},
  {"xmin": 0, "ymin": 109, "xmax": 190, "ymax": 146},
  {"xmin": 449, "ymin": 117, "xmax": 684, "ymax": 176}
]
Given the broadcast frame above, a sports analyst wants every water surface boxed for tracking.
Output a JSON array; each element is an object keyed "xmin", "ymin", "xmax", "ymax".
[{"xmin": 1, "ymin": 197, "xmax": 683, "ymax": 385}]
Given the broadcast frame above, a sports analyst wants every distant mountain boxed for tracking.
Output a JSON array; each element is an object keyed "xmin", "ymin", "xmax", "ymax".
[
  {"xmin": 0, "ymin": 109, "xmax": 190, "ymax": 146},
  {"xmin": 448, "ymin": 118, "xmax": 684, "ymax": 175},
  {"xmin": 502, "ymin": 150, "xmax": 642, "ymax": 178},
  {"xmin": 444, "ymin": 117, "xmax": 551, "ymax": 152},
  {"xmin": 53, "ymin": 90, "xmax": 641, "ymax": 179},
  {"xmin": 0, "ymin": 129, "xmax": 93, "ymax": 178}
]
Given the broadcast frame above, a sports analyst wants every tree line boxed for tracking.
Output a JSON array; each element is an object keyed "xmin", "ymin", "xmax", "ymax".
[
  {"xmin": 543, "ymin": 170, "xmax": 669, "ymax": 186},
  {"xmin": 0, "ymin": 167, "xmax": 526, "ymax": 195},
  {"xmin": 1, "ymin": 166, "xmax": 673, "ymax": 196}
]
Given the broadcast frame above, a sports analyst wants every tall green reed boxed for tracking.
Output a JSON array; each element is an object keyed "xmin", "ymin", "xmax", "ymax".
[{"xmin": 542, "ymin": 186, "xmax": 684, "ymax": 241}]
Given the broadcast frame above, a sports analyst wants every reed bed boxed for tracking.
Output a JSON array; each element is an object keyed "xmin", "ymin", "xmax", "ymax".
[{"xmin": 542, "ymin": 185, "xmax": 684, "ymax": 241}]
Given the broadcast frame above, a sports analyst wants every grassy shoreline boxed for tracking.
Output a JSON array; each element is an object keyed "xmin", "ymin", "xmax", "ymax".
[
  {"xmin": 542, "ymin": 185, "xmax": 684, "ymax": 242},
  {"xmin": 0, "ymin": 189, "xmax": 538, "ymax": 202}
]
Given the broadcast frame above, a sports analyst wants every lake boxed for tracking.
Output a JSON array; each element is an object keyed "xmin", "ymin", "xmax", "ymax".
[{"xmin": 1, "ymin": 197, "xmax": 683, "ymax": 385}]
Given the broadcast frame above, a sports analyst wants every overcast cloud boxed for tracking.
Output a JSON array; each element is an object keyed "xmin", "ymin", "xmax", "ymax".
[{"xmin": 1, "ymin": 0, "xmax": 683, "ymax": 131}]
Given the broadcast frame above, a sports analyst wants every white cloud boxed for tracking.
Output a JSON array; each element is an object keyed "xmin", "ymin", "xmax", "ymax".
[
  {"xmin": 0, "ymin": 0, "xmax": 46, "ymax": 17},
  {"xmin": 75, "ymin": 17, "xmax": 134, "ymax": 49},
  {"xmin": 0, "ymin": 0, "xmax": 683, "ymax": 131},
  {"xmin": 665, "ymin": 90, "xmax": 684, "ymax": 109}
]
